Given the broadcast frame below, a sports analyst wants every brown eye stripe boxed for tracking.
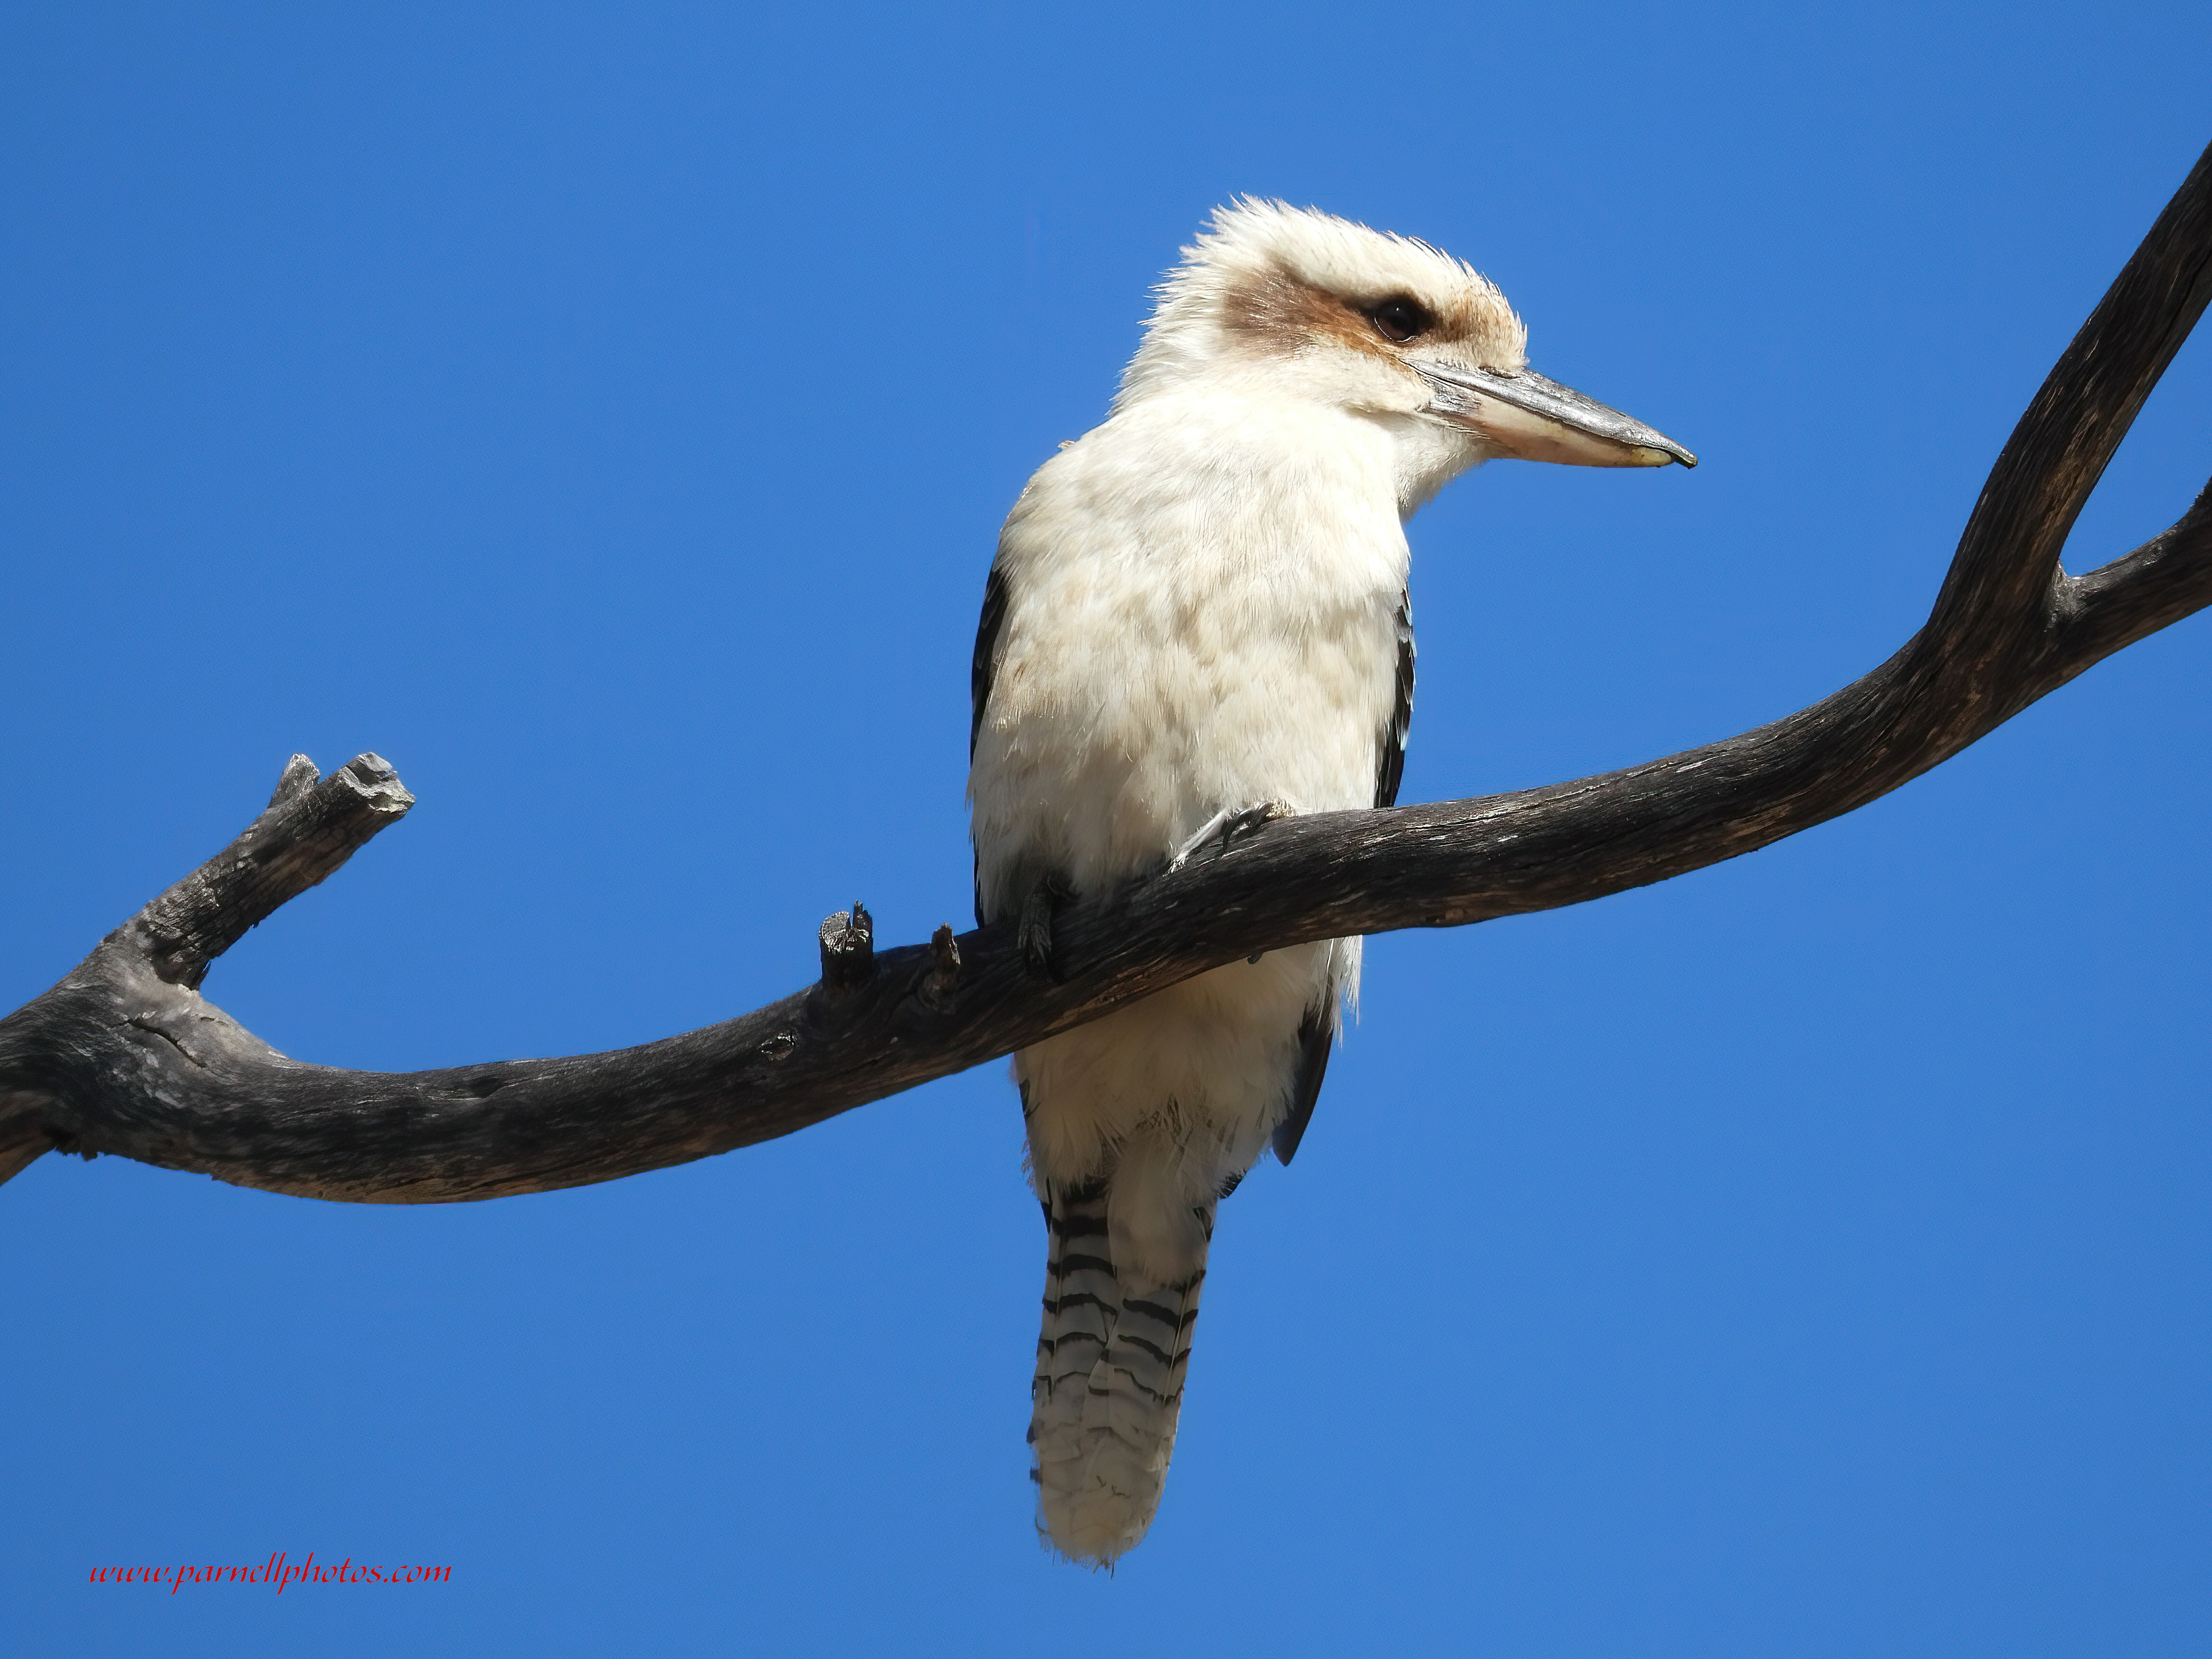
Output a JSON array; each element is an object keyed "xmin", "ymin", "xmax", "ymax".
[{"xmin": 1216, "ymin": 269, "xmax": 1517, "ymax": 364}]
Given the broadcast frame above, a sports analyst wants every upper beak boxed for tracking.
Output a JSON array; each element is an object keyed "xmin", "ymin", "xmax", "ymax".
[{"xmin": 1413, "ymin": 361, "xmax": 1696, "ymax": 469}]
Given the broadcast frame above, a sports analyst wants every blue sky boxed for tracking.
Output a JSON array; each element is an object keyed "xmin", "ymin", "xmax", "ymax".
[{"xmin": 3, "ymin": 3, "xmax": 2209, "ymax": 1654}]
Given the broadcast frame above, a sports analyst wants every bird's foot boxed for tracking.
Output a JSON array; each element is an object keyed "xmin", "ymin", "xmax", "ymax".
[
  {"xmin": 1167, "ymin": 801, "xmax": 1286, "ymax": 872},
  {"xmin": 1018, "ymin": 877, "xmax": 1068, "ymax": 982}
]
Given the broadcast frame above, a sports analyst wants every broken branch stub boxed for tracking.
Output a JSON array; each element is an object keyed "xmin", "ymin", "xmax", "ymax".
[{"xmin": 818, "ymin": 901, "xmax": 877, "ymax": 995}]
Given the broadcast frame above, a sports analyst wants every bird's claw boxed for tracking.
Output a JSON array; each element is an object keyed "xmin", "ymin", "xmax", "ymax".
[
  {"xmin": 1018, "ymin": 878, "xmax": 1066, "ymax": 982},
  {"xmin": 1167, "ymin": 801, "xmax": 1286, "ymax": 872}
]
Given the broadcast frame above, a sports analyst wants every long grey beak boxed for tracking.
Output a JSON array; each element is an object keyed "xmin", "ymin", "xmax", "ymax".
[{"xmin": 1414, "ymin": 362, "xmax": 1696, "ymax": 469}]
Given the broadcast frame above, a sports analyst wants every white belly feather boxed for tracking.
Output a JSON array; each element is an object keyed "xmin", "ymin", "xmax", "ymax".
[{"xmin": 971, "ymin": 385, "xmax": 1407, "ymax": 1224}]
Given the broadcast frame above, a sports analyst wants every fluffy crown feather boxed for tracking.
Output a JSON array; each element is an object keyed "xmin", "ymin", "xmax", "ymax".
[{"xmin": 1117, "ymin": 198, "xmax": 1527, "ymax": 407}]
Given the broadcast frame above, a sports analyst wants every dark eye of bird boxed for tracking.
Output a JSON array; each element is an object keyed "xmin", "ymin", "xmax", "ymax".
[{"xmin": 1367, "ymin": 297, "xmax": 1431, "ymax": 343}]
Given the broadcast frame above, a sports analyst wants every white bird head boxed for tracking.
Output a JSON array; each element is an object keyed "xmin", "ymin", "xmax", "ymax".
[{"xmin": 1117, "ymin": 199, "xmax": 1693, "ymax": 509}]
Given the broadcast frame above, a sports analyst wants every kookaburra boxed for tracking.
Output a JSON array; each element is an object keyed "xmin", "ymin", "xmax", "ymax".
[{"xmin": 967, "ymin": 200, "xmax": 1694, "ymax": 1566}]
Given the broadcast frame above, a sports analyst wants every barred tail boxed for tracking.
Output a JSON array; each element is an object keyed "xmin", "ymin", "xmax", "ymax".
[{"xmin": 1029, "ymin": 1177, "xmax": 1210, "ymax": 1566}]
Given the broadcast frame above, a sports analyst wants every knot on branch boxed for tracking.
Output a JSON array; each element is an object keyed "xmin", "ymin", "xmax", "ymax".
[{"xmin": 918, "ymin": 923, "xmax": 962, "ymax": 1011}]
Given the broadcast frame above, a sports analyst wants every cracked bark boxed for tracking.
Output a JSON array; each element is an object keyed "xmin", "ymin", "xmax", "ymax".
[{"xmin": 4, "ymin": 140, "xmax": 2210, "ymax": 1204}]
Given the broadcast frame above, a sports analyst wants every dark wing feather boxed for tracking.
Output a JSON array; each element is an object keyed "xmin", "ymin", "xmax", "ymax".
[
  {"xmin": 971, "ymin": 566, "xmax": 1013, "ymax": 925},
  {"xmin": 1275, "ymin": 590, "xmax": 1415, "ymax": 1167},
  {"xmin": 1270, "ymin": 1004, "xmax": 1335, "ymax": 1166},
  {"xmin": 1375, "ymin": 588, "xmax": 1415, "ymax": 810},
  {"xmin": 971, "ymin": 565, "xmax": 1012, "ymax": 760}
]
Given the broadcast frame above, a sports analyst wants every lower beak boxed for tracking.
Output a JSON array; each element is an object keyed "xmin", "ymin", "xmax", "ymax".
[{"xmin": 1413, "ymin": 362, "xmax": 1696, "ymax": 469}]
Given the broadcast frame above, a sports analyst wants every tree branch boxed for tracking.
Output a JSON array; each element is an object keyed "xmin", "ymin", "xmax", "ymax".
[{"xmin": 5, "ymin": 142, "xmax": 2210, "ymax": 1204}]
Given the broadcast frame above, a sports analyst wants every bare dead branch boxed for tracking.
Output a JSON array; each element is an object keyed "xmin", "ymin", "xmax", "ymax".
[
  {"xmin": 3, "ymin": 143, "xmax": 2209, "ymax": 1204},
  {"xmin": 129, "ymin": 753, "xmax": 417, "ymax": 990}
]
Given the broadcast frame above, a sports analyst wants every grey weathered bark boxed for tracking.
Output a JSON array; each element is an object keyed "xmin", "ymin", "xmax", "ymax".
[{"xmin": 4, "ymin": 142, "xmax": 2210, "ymax": 1203}]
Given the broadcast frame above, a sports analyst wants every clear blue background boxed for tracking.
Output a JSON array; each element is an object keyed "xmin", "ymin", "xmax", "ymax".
[{"xmin": 4, "ymin": 4, "xmax": 2208, "ymax": 1653}]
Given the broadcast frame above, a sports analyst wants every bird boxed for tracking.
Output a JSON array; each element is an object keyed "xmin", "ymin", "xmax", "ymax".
[{"xmin": 966, "ymin": 199, "xmax": 1694, "ymax": 1566}]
